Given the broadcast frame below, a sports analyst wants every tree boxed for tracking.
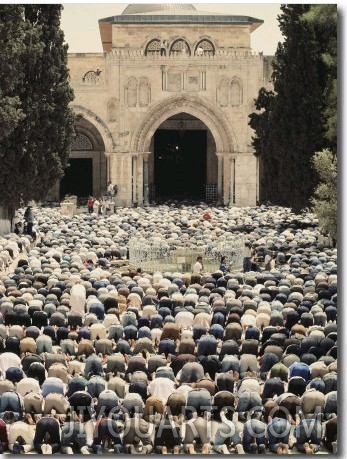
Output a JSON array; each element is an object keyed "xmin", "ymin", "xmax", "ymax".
[
  {"xmin": 250, "ymin": 5, "xmax": 326, "ymax": 212},
  {"xmin": 0, "ymin": 6, "xmax": 26, "ymax": 148},
  {"xmin": 311, "ymin": 149, "xmax": 337, "ymax": 242},
  {"xmin": 302, "ymin": 5, "xmax": 337, "ymax": 153},
  {"xmin": 249, "ymin": 88, "xmax": 277, "ymax": 203},
  {"xmin": 304, "ymin": 6, "xmax": 337, "ymax": 243},
  {"xmin": 0, "ymin": 5, "xmax": 74, "ymax": 233}
]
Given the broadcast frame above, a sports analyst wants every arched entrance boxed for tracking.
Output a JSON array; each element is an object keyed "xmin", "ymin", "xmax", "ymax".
[
  {"xmin": 153, "ymin": 113, "xmax": 213, "ymax": 200},
  {"xmin": 130, "ymin": 94, "xmax": 237, "ymax": 205},
  {"xmin": 60, "ymin": 116, "xmax": 107, "ymax": 200},
  {"xmin": 60, "ymin": 157, "xmax": 93, "ymax": 198}
]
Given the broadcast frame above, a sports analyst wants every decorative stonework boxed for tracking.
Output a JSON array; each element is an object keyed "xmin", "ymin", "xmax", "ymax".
[
  {"xmin": 145, "ymin": 39, "xmax": 161, "ymax": 56},
  {"xmin": 170, "ymin": 39, "xmax": 191, "ymax": 57},
  {"xmin": 217, "ymin": 77, "xmax": 243, "ymax": 107},
  {"xmin": 71, "ymin": 132, "xmax": 93, "ymax": 150},
  {"xmin": 231, "ymin": 78, "xmax": 242, "ymax": 105},
  {"xmin": 107, "ymin": 48, "xmax": 262, "ymax": 60},
  {"xmin": 82, "ymin": 69, "xmax": 103, "ymax": 85},
  {"xmin": 125, "ymin": 77, "xmax": 151, "ymax": 107},
  {"xmin": 130, "ymin": 94, "xmax": 237, "ymax": 153},
  {"xmin": 195, "ymin": 39, "xmax": 215, "ymax": 56},
  {"xmin": 126, "ymin": 77, "xmax": 138, "ymax": 107},
  {"xmin": 71, "ymin": 105, "xmax": 116, "ymax": 152},
  {"xmin": 107, "ymin": 98, "xmax": 118, "ymax": 122},
  {"xmin": 139, "ymin": 78, "xmax": 151, "ymax": 107},
  {"xmin": 163, "ymin": 66, "xmax": 206, "ymax": 92},
  {"xmin": 218, "ymin": 78, "xmax": 229, "ymax": 107}
]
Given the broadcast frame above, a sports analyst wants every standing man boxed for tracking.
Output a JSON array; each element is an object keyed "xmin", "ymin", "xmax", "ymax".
[
  {"xmin": 87, "ymin": 197, "xmax": 95, "ymax": 214},
  {"xmin": 243, "ymin": 242, "xmax": 253, "ymax": 273},
  {"xmin": 14, "ymin": 222, "xmax": 23, "ymax": 235},
  {"xmin": 196, "ymin": 45, "xmax": 204, "ymax": 56},
  {"xmin": 107, "ymin": 181, "xmax": 114, "ymax": 198},
  {"xmin": 23, "ymin": 206, "xmax": 34, "ymax": 237},
  {"xmin": 160, "ymin": 40, "xmax": 167, "ymax": 56},
  {"xmin": 193, "ymin": 256, "xmax": 204, "ymax": 274}
]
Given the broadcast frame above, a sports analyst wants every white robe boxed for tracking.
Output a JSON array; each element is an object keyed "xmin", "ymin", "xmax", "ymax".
[{"xmin": 69, "ymin": 283, "xmax": 86, "ymax": 314}]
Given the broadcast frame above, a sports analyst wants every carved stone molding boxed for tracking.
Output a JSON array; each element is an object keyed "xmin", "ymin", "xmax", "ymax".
[
  {"xmin": 71, "ymin": 105, "xmax": 116, "ymax": 151},
  {"xmin": 80, "ymin": 69, "xmax": 104, "ymax": 86},
  {"xmin": 130, "ymin": 94, "xmax": 237, "ymax": 153}
]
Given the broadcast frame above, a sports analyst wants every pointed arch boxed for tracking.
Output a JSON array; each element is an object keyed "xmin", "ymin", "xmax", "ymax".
[
  {"xmin": 130, "ymin": 94, "xmax": 237, "ymax": 153},
  {"xmin": 71, "ymin": 105, "xmax": 115, "ymax": 152},
  {"xmin": 139, "ymin": 77, "xmax": 151, "ymax": 107},
  {"xmin": 145, "ymin": 38, "xmax": 161, "ymax": 56},
  {"xmin": 126, "ymin": 77, "xmax": 138, "ymax": 107},
  {"xmin": 230, "ymin": 77, "xmax": 243, "ymax": 105},
  {"xmin": 195, "ymin": 39, "xmax": 215, "ymax": 56},
  {"xmin": 170, "ymin": 39, "xmax": 191, "ymax": 56},
  {"xmin": 218, "ymin": 77, "xmax": 229, "ymax": 107},
  {"xmin": 107, "ymin": 97, "xmax": 118, "ymax": 122}
]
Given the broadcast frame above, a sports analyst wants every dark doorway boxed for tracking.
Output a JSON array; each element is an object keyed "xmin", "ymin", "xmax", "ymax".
[
  {"xmin": 154, "ymin": 129, "xmax": 207, "ymax": 200},
  {"xmin": 60, "ymin": 158, "xmax": 93, "ymax": 199}
]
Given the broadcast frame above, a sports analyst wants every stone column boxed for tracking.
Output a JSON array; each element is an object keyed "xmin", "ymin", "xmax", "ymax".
[
  {"xmin": 137, "ymin": 154, "xmax": 144, "ymax": 205},
  {"xmin": 216, "ymin": 153, "xmax": 223, "ymax": 204},
  {"xmin": 256, "ymin": 155, "xmax": 260, "ymax": 204},
  {"xmin": 132, "ymin": 154, "xmax": 138, "ymax": 205},
  {"xmin": 143, "ymin": 152, "xmax": 150, "ymax": 205},
  {"xmin": 107, "ymin": 152, "xmax": 116, "ymax": 182},
  {"xmin": 105, "ymin": 153, "xmax": 110, "ymax": 182},
  {"xmin": 126, "ymin": 155, "xmax": 133, "ymax": 206},
  {"xmin": 230, "ymin": 154, "xmax": 236, "ymax": 206}
]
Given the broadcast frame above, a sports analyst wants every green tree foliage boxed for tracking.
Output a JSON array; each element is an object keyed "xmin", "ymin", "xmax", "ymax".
[
  {"xmin": 0, "ymin": 6, "xmax": 26, "ymax": 141},
  {"xmin": 0, "ymin": 5, "xmax": 74, "ymax": 217},
  {"xmin": 303, "ymin": 6, "xmax": 337, "ymax": 243},
  {"xmin": 311, "ymin": 149, "xmax": 337, "ymax": 240},
  {"xmin": 249, "ymin": 88, "xmax": 276, "ymax": 203},
  {"xmin": 250, "ymin": 5, "xmax": 327, "ymax": 212},
  {"xmin": 302, "ymin": 5, "xmax": 337, "ymax": 153}
]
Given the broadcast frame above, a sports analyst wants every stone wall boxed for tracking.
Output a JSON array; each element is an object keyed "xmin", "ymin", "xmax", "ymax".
[{"xmin": 61, "ymin": 17, "xmax": 272, "ymax": 207}]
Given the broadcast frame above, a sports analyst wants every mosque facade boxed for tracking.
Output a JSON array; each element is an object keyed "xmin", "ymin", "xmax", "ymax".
[{"xmin": 51, "ymin": 4, "xmax": 274, "ymax": 207}]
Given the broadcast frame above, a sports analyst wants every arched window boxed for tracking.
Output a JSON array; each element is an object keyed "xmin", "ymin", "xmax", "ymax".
[
  {"xmin": 126, "ymin": 77, "xmax": 138, "ymax": 107},
  {"xmin": 107, "ymin": 98, "xmax": 118, "ymax": 122},
  {"xmin": 195, "ymin": 39, "xmax": 215, "ymax": 56},
  {"xmin": 145, "ymin": 39, "xmax": 161, "ymax": 56},
  {"xmin": 230, "ymin": 78, "xmax": 242, "ymax": 105},
  {"xmin": 218, "ymin": 78, "xmax": 229, "ymax": 107},
  {"xmin": 139, "ymin": 78, "xmax": 150, "ymax": 107},
  {"xmin": 82, "ymin": 69, "xmax": 103, "ymax": 85},
  {"xmin": 170, "ymin": 39, "xmax": 191, "ymax": 57}
]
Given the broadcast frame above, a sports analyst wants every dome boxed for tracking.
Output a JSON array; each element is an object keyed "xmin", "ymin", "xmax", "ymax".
[{"xmin": 121, "ymin": 4, "xmax": 197, "ymax": 15}]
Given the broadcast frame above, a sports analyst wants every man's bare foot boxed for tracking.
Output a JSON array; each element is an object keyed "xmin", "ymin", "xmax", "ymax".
[
  {"xmin": 201, "ymin": 443, "xmax": 211, "ymax": 454},
  {"xmin": 304, "ymin": 443, "xmax": 313, "ymax": 454},
  {"xmin": 276, "ymin": 442, "xmax": 284, "ymax": 454},
  {"xmin": 235, "ymin": 444, "xmax": 244, "ymax": 454},
  {"xmin": 187, "ymin": 444, "xmax": 196, "ymax": 454},
  {"xmin": 282, "ymin": 445, "xmax": 289, "ymax": 454},
  {"xmin": 162, "ymin": 446, "xmax": 168, "ymax": 454},
  {"xmin": 25, "ymin": 413, "xmax": 35, "ymax": 425}
]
